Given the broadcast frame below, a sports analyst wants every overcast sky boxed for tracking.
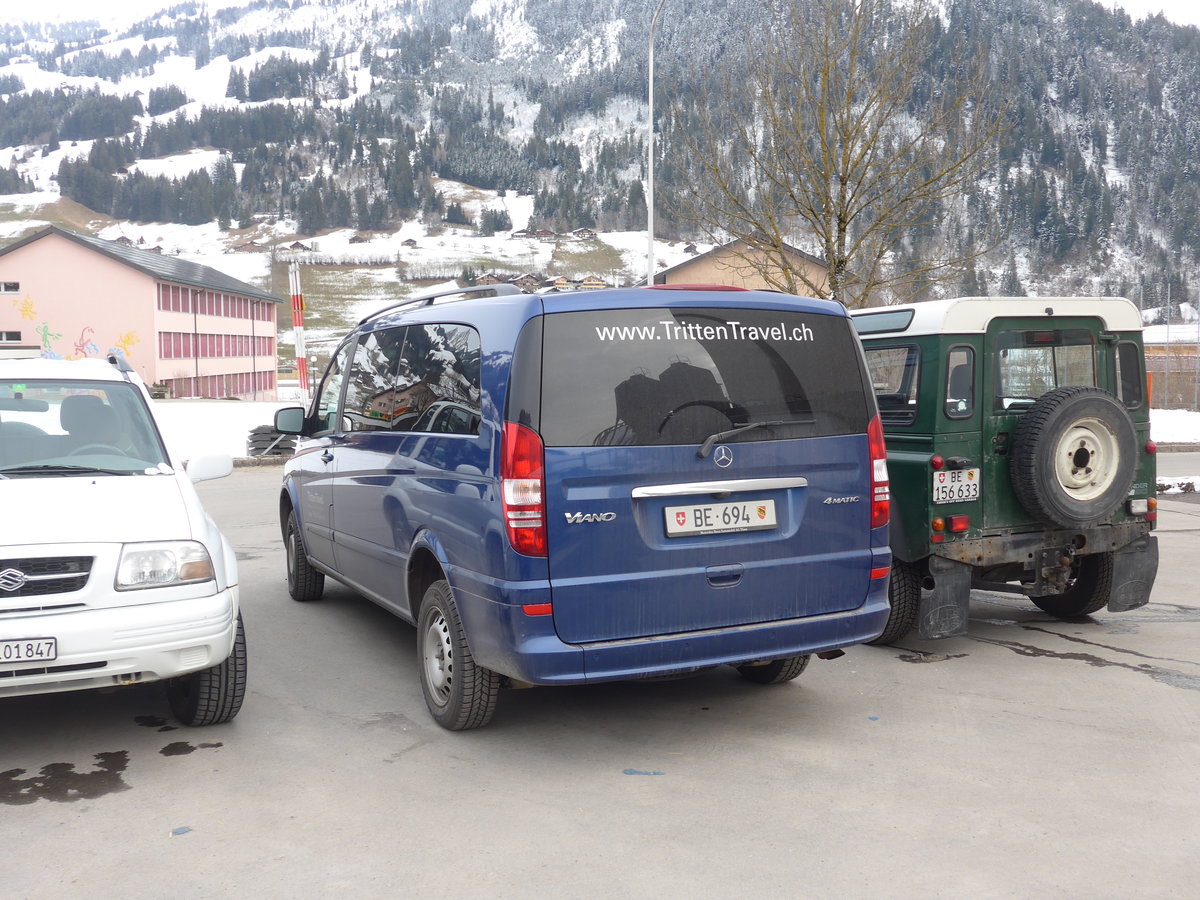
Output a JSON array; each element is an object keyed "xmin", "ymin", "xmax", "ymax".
[{"xmin": 9, "ymin": 0, "xmax": 1200, "ymax": 30}]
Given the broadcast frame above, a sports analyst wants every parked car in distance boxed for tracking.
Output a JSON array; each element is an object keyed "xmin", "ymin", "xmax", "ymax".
[
  {"xmin": 851, "ymin": 297, "xmax": 1158, "ymax": 643},
  {"xmin": 0, "ymin": 356, "xmax": 245, "ymax": 726},
  {"xmin": 275, "ymin": 283, "xmax": 891, "ymax": 729}
]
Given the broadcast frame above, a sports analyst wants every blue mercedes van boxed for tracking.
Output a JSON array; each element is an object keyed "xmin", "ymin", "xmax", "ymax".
[{"xmin": 275, "ymin": 285, "xmax": 891, "ymax": 729}]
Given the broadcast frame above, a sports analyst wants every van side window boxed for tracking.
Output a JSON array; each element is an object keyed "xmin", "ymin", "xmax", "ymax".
[
  {"xmin": 1116, "ymin": 341, "xmax": 1144, "ymax": 409},
  {"xmin": 342, "ymin": 327, "xmax": 407, "ymax": 431},
  {"xmin": 944, "ymin": 346, "xmax": 975, "ymax": 419},
  {"xmin": 397, "ymin": 324, "xmax": 482, "ymax": 434},
  {"xmin": 311, "ymin": 342, "xmax": 351, "ymax": 433}
]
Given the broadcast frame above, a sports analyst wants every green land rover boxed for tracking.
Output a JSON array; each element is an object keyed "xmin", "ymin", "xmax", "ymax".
[{"xmin": 851, "ymin": 297, "xmax": 1158, "ymax": 643}]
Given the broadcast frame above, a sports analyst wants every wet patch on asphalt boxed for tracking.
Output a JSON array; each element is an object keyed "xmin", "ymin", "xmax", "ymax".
[
  {"xmin": 134, "ymin": 715, "xmax": 178, "ymax": 732},
  {"xmin": 968, "ymin": 633, "xmax": 1200, "ymax": 691},
  {"xmin": 896, "ymin": 650, "xmax": 970, "ymax": 664},
  {"xmin": 0, "ymin": 751, "xmax": 130, "ymax": 805},
  {"xmin": 159, "ymin": 741, "xmax": 223, "ymax": 757}
]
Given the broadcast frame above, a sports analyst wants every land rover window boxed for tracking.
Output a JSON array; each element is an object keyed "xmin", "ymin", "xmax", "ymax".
[
  {"xmin": 311, "ymin": 341, "xmax": 350, "ymax": 433},
  {"xmin": 944, "ymin": 346, "xmax": 975, "ymax": 419},
  {"xmin": 1116, "ymin": 341, "xmax": 1144, "ymax": 409},
  {"xmin": 540, "ymin": 307, "xmax": 870, "ymax": 447},
  {"xmin": 995, "ymin": 329, "xmax": 1095, "ymax": 410},
  {"xmin": 342, "ymin": 327, "xmax": 406, "ymax": 432},
  {"xmin": 396, "ymin": 324, "xmax": 482, "ymax": 434},
  {"xmin": 852, "ymin": 308, "xmax": 915, "ymax": 335},
  {"xmin": 865, "ymin": 345, "xmax": 919, "ymax": 425}
]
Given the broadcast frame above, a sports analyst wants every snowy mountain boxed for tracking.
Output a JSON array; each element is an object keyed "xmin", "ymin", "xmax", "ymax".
[{"xmin": 3, "ymin": 0, "xmax": 1200, "ymax": 316}]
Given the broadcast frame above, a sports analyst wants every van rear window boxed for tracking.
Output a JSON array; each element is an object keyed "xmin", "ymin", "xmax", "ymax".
[{"xmin": 540, "ymin": 307, "xmax": 870, "ymax": 447}]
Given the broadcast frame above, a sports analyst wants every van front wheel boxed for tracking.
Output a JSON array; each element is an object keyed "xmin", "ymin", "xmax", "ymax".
[
  {"xmin": 736, "ymin": 655, "xmax": 810, "ymax": 684},
  {"xmin": 285, "ymin": 511, "xmax": 324, "ymax": 602},
  {"xmin": 418, "ymin": 580, "xmax": 500, "ymax": 730}
]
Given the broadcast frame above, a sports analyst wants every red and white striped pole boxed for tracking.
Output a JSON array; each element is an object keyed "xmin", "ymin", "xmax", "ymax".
[{"xmin": 289, "ymin": 261, "xmax": 310, "ymax": 405}]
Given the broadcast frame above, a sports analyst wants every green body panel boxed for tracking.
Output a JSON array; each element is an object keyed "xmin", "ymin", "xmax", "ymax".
[{"xmin": 865, "ymin": 316, "xmax": 1155, "ymax": 566}]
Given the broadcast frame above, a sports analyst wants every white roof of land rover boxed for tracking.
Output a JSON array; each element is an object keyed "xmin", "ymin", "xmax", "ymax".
[{"xmin": 850, "ymin": 296, "xmax": 1143, "ymax": 336}]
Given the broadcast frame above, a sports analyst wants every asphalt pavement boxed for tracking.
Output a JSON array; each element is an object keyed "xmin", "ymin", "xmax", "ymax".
[{"xmin": 2, "ymin": 467, "xmax": 1198, "ymax": 899}]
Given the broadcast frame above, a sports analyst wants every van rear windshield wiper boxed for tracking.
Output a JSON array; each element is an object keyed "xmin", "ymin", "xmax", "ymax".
[{"xmin": 696, "ymin": 420, "xmax": 798, "ymax": 459}]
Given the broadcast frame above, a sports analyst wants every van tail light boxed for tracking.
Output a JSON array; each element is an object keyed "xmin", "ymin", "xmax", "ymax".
[
  {"xmin": 501, "ymin": 422, "xmax": 548, "ymax": 557},
  {"xmin": 867, "ymin": 414, "xmax": 890, "ymax": 528}
]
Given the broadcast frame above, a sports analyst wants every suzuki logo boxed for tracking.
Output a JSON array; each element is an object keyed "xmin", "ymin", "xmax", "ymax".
[
  {"xmin": 0, "ymin": 567, "xmax": 27, "ymax": 592},
  {"xmin": 712, "ymin": 445, "xmax": 734, "ymax": 468},
  {"xmin": 564, "ymin": 512, "xmax": 618, "ymax": 524}
]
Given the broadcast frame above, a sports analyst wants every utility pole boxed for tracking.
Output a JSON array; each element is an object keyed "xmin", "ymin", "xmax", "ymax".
[{"xmin": 646, "ymin": 0, "xmax": 668, "ymax": 286}]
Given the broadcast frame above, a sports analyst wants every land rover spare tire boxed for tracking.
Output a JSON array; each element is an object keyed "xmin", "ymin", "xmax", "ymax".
[{"xmin": 1010, "ymin": 386, "xmax": 1137, "ymax": 529}]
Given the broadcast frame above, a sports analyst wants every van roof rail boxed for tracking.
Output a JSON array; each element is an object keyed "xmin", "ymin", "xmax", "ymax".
[{"xmin": 358, "ymin": 283, "xmax": 524, "ymax": 325}]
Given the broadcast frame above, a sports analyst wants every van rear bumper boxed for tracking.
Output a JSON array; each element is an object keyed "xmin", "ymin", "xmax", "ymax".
[{"xmin": 452, "ymin": 578, "xmax": 890, "ymax": 685}]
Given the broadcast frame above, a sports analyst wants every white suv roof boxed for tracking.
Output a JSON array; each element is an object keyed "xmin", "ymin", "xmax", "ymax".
[
  {"xmin": 0, "ymin": 356, "xmax": 135, "ymax": 384},
  {"xmin": 851, "ymin": 296, "xmax": 1143, "ymax": 337}
]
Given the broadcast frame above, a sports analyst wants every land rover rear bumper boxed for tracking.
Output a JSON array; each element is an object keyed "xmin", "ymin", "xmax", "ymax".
[{"xmin": 914, "ymin": 523, "xmax": 1156, "ymax": 639}]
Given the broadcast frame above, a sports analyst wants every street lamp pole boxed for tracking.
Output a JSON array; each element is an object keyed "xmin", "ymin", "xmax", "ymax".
[{"xmin": 647, "ymin": 0, "xmax": 667, "ymax": 286}]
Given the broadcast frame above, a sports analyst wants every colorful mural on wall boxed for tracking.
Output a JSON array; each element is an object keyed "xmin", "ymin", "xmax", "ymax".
[{"xmin": 9, "ymin": 294, "xmax": 138, "ymax": 361}]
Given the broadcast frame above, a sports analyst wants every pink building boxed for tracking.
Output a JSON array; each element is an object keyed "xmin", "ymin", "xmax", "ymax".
[{"xmin": 0, "ymin": 226, "xmax": 282, "ymax": 399}]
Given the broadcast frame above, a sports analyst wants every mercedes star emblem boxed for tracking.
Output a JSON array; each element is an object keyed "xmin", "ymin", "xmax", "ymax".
[{"xmin": 713, "ymin": 445, "xmax": 734, "ymax": 468}]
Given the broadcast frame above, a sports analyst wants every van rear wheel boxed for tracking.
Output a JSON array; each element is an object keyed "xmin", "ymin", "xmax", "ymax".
[
  {"xmin": 418, "ymin": 580, "xmax": 500, "ymax": 730},
  {"xmin": 865, "ymin": 560, "xmax": 921, "ymax": 645},
  {"xmin": 1031, "ymin": 552, "xmax": 1113, "ymax": 618},
  {"xmin": 736, "ymin": 655, "xmax": 810, "ymax": 684}
]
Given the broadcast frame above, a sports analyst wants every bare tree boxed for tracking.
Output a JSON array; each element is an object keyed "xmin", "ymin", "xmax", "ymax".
[{"xmin": 670, "ymin": 0, "xmax": 1007, "ymax": 306}]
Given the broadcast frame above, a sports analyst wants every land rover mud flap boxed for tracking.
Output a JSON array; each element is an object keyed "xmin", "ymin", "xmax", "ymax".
[
  {"xmin": 919, "ymin": 556, "xmax": 971, "ymax": 639},
  {"xmin": 1108, "ymin": 535, "xmax": 1158, "ymax": 612}
]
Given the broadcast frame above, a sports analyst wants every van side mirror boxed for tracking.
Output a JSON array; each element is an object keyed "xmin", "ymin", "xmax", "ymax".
[{"xmin": 275, "ymin": 406, "xmax": 307, "ymax": 435}]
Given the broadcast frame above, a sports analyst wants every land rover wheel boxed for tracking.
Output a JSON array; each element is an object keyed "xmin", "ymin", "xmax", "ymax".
[
  {"xmin": 418, "ymin": 580, "xmax": 500, "ymax": 730},
  {"xmin": 166, "ymin": 613, "xmax": 248, "ymax": 726},
  {"xmin": 736, "ymin": 655, "xmax": 810, "ymax": 684},
  {"xmin": 1010, "ymin": 386, "xmax": 1137, "ymax": 529},
  {"xmin": 865, "ymin": 559, "xmax": 921, "ymax": 645},
  {"xmin": 285, "ymin": 510, "xmax": 324, "ymax": 602},
  {"xmin": 1031, "ymin": 551, "xmax": 1113, "ymax": 618}
]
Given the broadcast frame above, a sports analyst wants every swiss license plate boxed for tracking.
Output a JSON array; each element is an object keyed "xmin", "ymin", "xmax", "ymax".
[
  {"xmin": 0, "ymin": 637, "xmax": 57, "ymax": 664},
  {"xmin": 932, "ymin": 468, "xmax": 981, "ymax": 504},
  {"xmin": 665, "ymin": 499, "xmax": 777, "ymax": 537}
]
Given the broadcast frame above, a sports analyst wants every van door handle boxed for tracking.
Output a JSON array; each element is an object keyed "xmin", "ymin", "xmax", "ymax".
[
  {"xmin": 706, "ymin": 564, "xmax": 743, "ymax": 587},
  {"xmin": 321, "ymin": 450, "xmax": 334, "ymax": 464}
]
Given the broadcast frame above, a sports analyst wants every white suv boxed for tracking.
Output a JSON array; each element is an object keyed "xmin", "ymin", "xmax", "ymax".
[{"xmin": 0, "ymin": 356, "xmax": 246, "ymax": 725}]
